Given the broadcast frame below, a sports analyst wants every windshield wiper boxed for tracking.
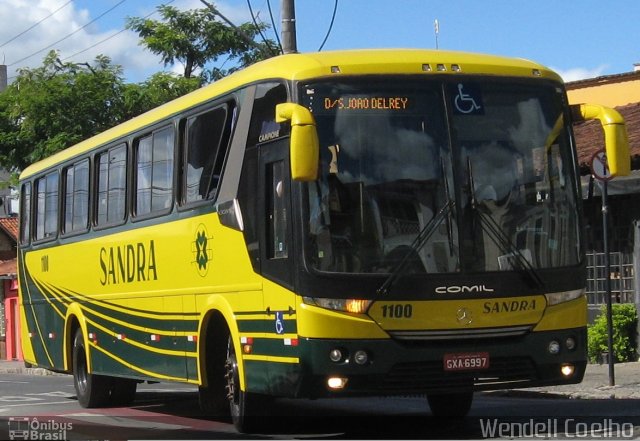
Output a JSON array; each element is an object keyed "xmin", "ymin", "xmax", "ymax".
[
  {"xmin": 377, "ymin": 199, "xmax": 454, "ymax": 296},
  {"xmin": 466, "ymin": 157, "xmax": 544, "ymax": 288}
]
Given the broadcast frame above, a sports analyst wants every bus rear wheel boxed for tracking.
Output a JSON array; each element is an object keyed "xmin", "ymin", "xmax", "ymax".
[
  {"xmin": 224, "ymin": 337, "xmax": 269, "ymax": 433},
  {"xmin": 72, "ymin": 329, "xmax": 111, "ymax": 408},
  {"xmin": 427, "ymin": 391, "xmax": 474, "ymax": 418}
]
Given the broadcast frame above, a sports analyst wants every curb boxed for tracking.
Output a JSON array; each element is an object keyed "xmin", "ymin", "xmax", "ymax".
[{"xmin": 0, "ymin": 366, "xmax": 65, "ymax": 376}]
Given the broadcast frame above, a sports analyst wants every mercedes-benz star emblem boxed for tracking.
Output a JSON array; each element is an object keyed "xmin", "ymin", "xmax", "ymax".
[{"xmin": 456, "ymin": 307, "xmax": 473, "ymax": 325}]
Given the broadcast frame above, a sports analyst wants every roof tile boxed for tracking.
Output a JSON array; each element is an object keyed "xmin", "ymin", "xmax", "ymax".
[{"xmin": 574, "ymin": 102, "xmax": 640, "ymax": 173}]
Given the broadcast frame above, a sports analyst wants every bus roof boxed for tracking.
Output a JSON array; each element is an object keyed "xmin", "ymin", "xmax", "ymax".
[{"xmin": 19, "ymin": 48, "xmax": 561, "ymax": 180}]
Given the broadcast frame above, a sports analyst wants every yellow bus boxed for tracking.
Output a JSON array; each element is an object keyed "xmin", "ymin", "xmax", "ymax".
[{"xmin": 18, "ymin": 49, "xmax": 629, "ymax": 432}]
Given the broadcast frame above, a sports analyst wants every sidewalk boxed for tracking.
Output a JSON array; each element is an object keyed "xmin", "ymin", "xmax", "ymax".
[
  {"xmin": 503, "ymin": 361, "xmax": 640, "ymax": 400},
  {"xmin": 1, "ymin": 359, "xmax": 638, "ymax": 399},
  {"xmin": 0, "ymin": 359, "xmax": 63, "ymax": 376}
]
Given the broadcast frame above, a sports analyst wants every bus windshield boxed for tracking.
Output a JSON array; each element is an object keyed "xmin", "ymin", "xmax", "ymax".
[{"xmin": 301, "ymin": 78, "xmax": 581, "ymax": 276}]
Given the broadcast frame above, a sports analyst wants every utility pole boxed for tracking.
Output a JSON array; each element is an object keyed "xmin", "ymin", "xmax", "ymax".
[
  {"xmin": 0, "ymin": 65, "xmax": 7, "ymax": 92},
  {"xmin": 281, "ymin": 0, "xmax": 297, "ymax": 54}
]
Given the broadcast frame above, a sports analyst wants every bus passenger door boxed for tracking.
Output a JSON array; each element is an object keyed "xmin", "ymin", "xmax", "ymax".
[{"xmin": 259, "ymin": 138, "xmax": 297, "ymax": 336}]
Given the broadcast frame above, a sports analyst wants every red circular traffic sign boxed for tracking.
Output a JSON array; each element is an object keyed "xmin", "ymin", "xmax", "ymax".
[{"xmin": 590, "ymin": 150, "xmax": 612, "ymax": 182}]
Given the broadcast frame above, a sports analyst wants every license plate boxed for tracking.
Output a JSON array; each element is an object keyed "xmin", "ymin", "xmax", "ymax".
[{"xmin": 443, "ymin": 352, "xmax": 490, "ymax": 371}]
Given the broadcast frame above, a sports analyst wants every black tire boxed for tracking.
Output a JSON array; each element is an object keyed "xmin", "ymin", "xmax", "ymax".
[
  {"xmin": 199, "ymin": 323, "xmax": 231, "ymax": 418},
  {"xmin": 72, "ymin": 329, "xmax": 111, "ymax": 408},
  {"xmin": 427, "ymin": 391, "xmax": 474, "ymax": 418},
  {"xmin": 109, "ymin": 378, "xmax": 137, "ymax": 406},
  {"xmin": 225, "ymin": 338, "xmax": 269, "ymax": 433}
]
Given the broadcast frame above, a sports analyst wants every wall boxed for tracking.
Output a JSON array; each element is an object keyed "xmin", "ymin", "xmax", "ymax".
[{"xmin": 567, "ymin": 75, "xmax": 640, "ymax": 107}]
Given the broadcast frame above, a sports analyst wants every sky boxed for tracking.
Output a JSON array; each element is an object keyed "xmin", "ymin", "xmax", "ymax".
[{"xmin": 1, "ymin": 0, "xmax": 639, "ymax": 85}]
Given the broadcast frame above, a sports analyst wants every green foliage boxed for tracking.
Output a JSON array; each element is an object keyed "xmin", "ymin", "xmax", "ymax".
[
  {"xmin": 0, "ymin": 3, "xmax": 278, "ymax": 175},
  {"xmin": 126, "ymin": 4, "xmax": 277, "ymax": 80},
  {"xmin": 588, "ymin": 303, "xmax": 638, "ymax": 363},
  {"xmin": 122, "ymin": 72, "xmax": 201, "ymax": 120},
  {"xmin": 0, "ymin": 51, "xmax": 126, "ymax": 171}
]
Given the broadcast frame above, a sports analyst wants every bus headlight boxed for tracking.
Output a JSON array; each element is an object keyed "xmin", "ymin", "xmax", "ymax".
[
  {"xmin": 565, "ymin": 337, "xmax": 576, "ymax": 351},
  {"xmin": 327, "ymin": 377, "xmax": 348, "ymax": 390},
  {"xmin": 544, "ymin": 289, "xmax": 584, "ymax": 306},
  {"xmin": 548, "ymin": 340, "xmax": 561, "ymax": 354},
  {"xmin": 561, "ymin": 364, "xmax": 575, "ymax": 378},
  {"xmin": 329, "ymin": 348, "xmax": 345, "ymax": 363},
  {"xmin": 354, "ymin": 350, "xmax": 369, "ymax": 365},
  {"xmin": 303, "ymin": 297, "xmax": 372, "ymax": 314}
]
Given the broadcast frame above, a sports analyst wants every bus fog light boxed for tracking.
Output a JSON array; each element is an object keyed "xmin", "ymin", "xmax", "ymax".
[
  {"xmin": 329, "ymin": 349, "xmax": 344, "ymax": 363},
  {"xmin": 327, "ymin": 377, "xmax": 348, "ymax": 389},
  {"xmin": 565, "ymin": 337, "xmax": 576, "ymax": 351},
  {"xmin": 561, "ymin": 364, "xmax": 575, "ymax": 378},
  {"xmin": 548, "ymin": 340, "xmax": 560, "ymax": 354},
  {"xmin": 354, "ymin": 350, "xmax": 368, "ymax": 365}
]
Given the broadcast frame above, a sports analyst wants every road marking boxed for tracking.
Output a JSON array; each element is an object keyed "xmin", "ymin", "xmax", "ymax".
[
  {"xmin": 64, "ymin": 415, "xmax": 187, "ymax": 430},
  {"xmin": 0, "ymin": 400, "xmax": 73, "ymax": 408},
  {"xmin": 26, "ymin": 391, "xmax": 74, "ymax": 398},
  {"xmin": 0, "ymin": 396, "xmax": 42, "ymax": 403},
  {"xmin": 0, "ymin": 380, "xmax": 28, "ymax": 384}
]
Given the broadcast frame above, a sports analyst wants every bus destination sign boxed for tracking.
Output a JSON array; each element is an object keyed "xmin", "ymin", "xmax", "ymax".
[{"xmin": 323, "ymin": 96, "xmax": 410, "ymax": 111}]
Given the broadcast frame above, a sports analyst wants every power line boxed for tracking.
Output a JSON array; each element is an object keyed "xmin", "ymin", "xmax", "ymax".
[
  {"xmin": 0, "ymin": 0, "xmax": 72, "ymax": 49},
  {"xmin": 8, "ymin": 0, "xmax": 128, "ymax": 67},
  {"xmin": 318, "ymin": 0, "xmax": 338, "ymax": 51},
  {"xmin": 246, "ymin": 0, "xmax": 280, "ymax": 56},
  {"xmin": 61, "ymin": 28, "xmax": 128, "ymax": 62},
  {"xmin": 200, "ymin": 0, "xmax": 268, "ymax": 55},
  {"xmin": 62, "ymin": 0, "xmax": 176, "ymax": 63},
  {"xmin": 266, "ymin": 0, "xmax": 283, "ymax": 54}
]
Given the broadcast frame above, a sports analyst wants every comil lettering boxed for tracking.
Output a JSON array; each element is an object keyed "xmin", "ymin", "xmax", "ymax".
[
  {"xmin": 100, "ymin": 240, "xmax": 158, "ymax": 285},
  {"xmin": 435, "ymin": 285, "xmax": 494, "ymax": 294}
]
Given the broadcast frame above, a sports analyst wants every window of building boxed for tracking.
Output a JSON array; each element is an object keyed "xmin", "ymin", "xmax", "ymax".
[
  {"xmin": 96, "ymin": 143, "xmax": 127, "ymax": 226},
  {"xmin": 135, "ymin": 126, "xmax": 175, "ymax": 216},
  {"xmin": 63, "ymin": 158, "xmax": 90, "ymax": 234}
]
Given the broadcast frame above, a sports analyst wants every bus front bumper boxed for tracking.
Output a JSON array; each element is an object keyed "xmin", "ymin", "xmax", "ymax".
[{"xmin": 295, "ymin": 327, "xmax": 587, "ymax": 398}]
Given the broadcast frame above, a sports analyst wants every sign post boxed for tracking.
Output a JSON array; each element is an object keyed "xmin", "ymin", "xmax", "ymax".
[{"xmin": 590, "ymin": 149, "xmax": 615, "ymax": 386}]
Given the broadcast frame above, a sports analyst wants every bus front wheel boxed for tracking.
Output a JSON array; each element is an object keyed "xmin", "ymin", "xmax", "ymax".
[
  {"xmin": 224, "ymin": 337, "xmax": 269, "ymax": 433},
  {"xmin": 427, "ymin": 391, "xmax": 474, "ymax": 418},
  {"xmin": 72, "ymin": 329, "xmax": 111, "ymax": 408}
]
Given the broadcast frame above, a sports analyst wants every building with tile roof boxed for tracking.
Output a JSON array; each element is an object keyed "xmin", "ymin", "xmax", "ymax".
[
  {"xmin": 0, "ymin": 216, "xmax": 17, "ymax": 360},
  {"xmin": 566, "ymin": 68, "xmax": 640, "ymax": 310}
]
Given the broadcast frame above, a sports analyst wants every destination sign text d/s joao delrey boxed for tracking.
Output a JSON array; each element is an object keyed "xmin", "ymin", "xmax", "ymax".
[{"xmin": 323, "ymin": 96, "xmax": 410, "ymax": 111}]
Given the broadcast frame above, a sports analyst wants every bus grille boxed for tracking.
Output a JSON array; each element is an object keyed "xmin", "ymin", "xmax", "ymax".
[
  {"xmin": 388, "ymin": 325, "xmax": 532, "ymax": 341},
  {"xmin": 380, "ymin": 357, "xmax": 537, "ymax": 392}
]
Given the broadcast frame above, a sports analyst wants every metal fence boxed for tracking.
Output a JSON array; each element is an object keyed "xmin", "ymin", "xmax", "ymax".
[{"xmin": 586, "ymin": 251, "xmax": 635, "ymax": 305}]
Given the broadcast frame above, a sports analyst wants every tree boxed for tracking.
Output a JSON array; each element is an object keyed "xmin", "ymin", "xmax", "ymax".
[
  {"xmin": 0, "ymin": 51, "xmax": 127, "ymax": 172},
  {"xmin": 122, "ymin": 72, "xmax": 201, "ymax": 120},
  {"xmin": 126, "ymin": 4, "xmax": 277, "ymax": 81}
]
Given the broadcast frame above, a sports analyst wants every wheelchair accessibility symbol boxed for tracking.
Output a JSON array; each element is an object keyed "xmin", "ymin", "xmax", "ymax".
[
  {"xmin": 453, "ymin": 83, "xmax": 483, "ymax": 115},
  {"xmin": 275, "ymin": 311, "xmax": 285, "ymax": 334}
]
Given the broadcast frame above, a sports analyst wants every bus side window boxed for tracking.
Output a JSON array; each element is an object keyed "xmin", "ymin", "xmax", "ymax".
[
  {"xmin": 34, "ymin": 172, "xmax": 59, "ymax": 241},
  {"xmin": 134, "ymin": 127, "xmax": 175, "ymax": 217},
  {"xmin": 96, "ymin": 143, "xmax": 127, "ymax": 226},
  {"xmin": 20, "ymin": 182, "xmax": 31, "ymax": 245},
  {"xmin": 63, "ymin": 158, "xmax": 90, "ymax": 235},
  {"xmin": 183, "ymin": 103, "xmax": 234, "ymax": 204},
  {"xmin": 247, "ymin": 83, "xmax": 288, "ymax": 147}
]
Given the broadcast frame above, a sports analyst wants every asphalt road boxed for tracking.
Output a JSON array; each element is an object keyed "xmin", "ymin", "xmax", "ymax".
[{"xmin": 0, "ymin": 373, "xmax": 639, "ymax": 439}]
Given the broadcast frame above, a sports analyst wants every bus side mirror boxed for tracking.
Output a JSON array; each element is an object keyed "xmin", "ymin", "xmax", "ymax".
[
  {"xmin": 572, "ymin": 103, "xmax": 631, "ymax": 177},
  {"xmin": 276, "ymin": 103, "xmax": 319, "ymax": 181}
]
